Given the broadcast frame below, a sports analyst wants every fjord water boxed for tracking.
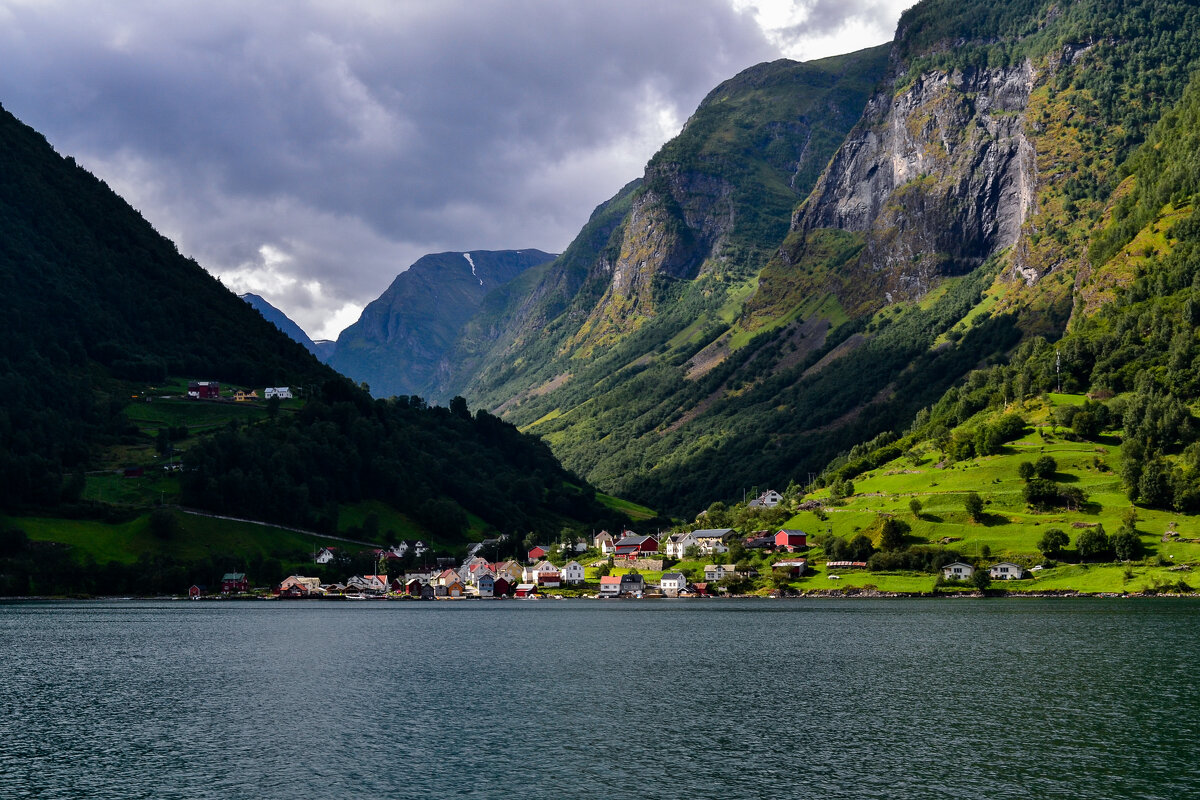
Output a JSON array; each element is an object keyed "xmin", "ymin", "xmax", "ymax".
[{"xmin": 2, "ymin": 599, "xmax": 1198, "ymax": 799}]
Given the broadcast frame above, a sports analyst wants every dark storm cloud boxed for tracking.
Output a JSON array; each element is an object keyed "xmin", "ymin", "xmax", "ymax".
[{"xmin": 0, "ymin": 1, "xmax": 889, "ymax": 338}]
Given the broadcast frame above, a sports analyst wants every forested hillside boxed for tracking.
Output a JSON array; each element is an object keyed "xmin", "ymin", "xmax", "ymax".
[
  {"xmin": 0, "ymin": 103, "xmax": 331, "ymax": 509},
  {"xmin": 0, "ymin": 103, "xmax": 625, "ymax": 570}
]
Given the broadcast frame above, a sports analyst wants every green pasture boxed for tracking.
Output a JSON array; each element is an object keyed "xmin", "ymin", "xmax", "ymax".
[
  {"xmin": 597, "ymin": 492, "xmax": 657, "ymax": 521},
  {"xmin": 9, "ymin": 510, "xmax": 345, "ymax": 565}
]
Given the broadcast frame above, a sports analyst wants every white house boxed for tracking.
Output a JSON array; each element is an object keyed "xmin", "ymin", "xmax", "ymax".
[
  {"xmin": 523, "ymin": 560, "xmax": 561, "ymax": 587},
  {"xmin": 703, "ymin": 564, "xmax": 731, "ymax": 582},
  {"xmin": 593, "ymin": 530, "xmax": 615, "ymax": 555},
  {"xmin": 748, "ymin": 489, "xmax": 783, "ymax": 508},
  {"xmin": 665, "ymin": 531, "xmax": 697, "ymax": 558},
  {"xmin": 458, "ymin": 556, "xmax": 489, "ymax": 583},
  {"xmin": 660, "ymin": 572, "xmax": 688, "ymax": 596},
  {"xmin": 942, "ymin": 562, "xmax": 975, "ymax": 581},
  {"xmin": 598, "ymin": 575, "xmax": 621, "ymax": 597},
  {"xmin": 692, "ymin": 529, "xmax": 733, "ymax": 555},
  {"xmin": 989, "ymin": 562, "xmax": 1024, "ymax": 580},
  {"xmin": 561, "ymin": 561, "xmax": 585, "ymax": 585},
  {"xmin": 315, "ymin": 547, "xmax": 337, "ymax": 564},
  {"xmin": 264, "ymin": 387, "xmax": 293, "ymax": 400}
]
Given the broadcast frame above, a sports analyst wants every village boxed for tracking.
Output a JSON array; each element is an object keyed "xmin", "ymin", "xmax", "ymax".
[
  {"xmin": 191, "ymin": 521, "xmax": 820, "ymax": 601},
  {"xmin": 187, "ymin": 485, "xmax": 1045, "ymax": 601}
]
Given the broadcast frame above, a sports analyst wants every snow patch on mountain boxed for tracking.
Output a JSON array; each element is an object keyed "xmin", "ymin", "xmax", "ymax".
[{"xmin": 463, "ymin": 252, "xmax": 482, "ymax": 285}]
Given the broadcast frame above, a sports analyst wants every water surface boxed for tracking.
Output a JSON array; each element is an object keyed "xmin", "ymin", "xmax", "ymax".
[{"xmin": 2, "ymin": 598, "xmax": 1197, "ymax": 799}]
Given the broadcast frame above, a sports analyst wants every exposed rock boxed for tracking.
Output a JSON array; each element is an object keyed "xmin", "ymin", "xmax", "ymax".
[{"xmin": 792, "ymin": 61, "xmax": 1038, "ymax": 304}]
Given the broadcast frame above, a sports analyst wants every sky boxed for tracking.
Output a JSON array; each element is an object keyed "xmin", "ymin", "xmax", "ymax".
[{"xmin": 0, "ymin": 0, "xmax": 912, "ymax": 340}]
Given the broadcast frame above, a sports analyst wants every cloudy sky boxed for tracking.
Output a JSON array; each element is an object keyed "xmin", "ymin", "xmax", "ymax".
[{"xmin": 0, "ymin": 0, "xmax": 911, "ymax": 340}]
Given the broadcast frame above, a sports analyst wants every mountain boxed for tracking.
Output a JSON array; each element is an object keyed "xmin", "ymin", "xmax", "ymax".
[
  {"xmin": 411, "ymin": 0, "xmax": 1200, "ymax": 516},
  {"xmin": 0, "ymin": 101, "xmax": 332, "ymax": 508},
  {"xmin": 328, "ymin": 249, "xmax": 557, "ymax": 400},
  {"xmin": 240, "ymin": 292, "xmax": 328, "ymax": 361},
  {"xmin": 0, "ymin": 102, "xmax": 622, "ymax": 553}
]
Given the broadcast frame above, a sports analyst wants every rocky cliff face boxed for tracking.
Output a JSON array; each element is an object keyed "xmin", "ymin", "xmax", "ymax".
[{"xmin": 788, "ymin": 60, "xmax": 1037, "ymax": 305}]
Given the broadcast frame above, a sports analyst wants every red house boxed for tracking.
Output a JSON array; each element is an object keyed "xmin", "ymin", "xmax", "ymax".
[
  {"xmin": 220, "ymin": 572, "xmax": 249, "ymax": 593},
  {"xmin": 613, "ymin": 534, "xmax": 659, "ymax": 559},
  {"xmin": 493, "ymin": 576, "xmax": 512, "ymax": 596},
  {"xmin": 527, "ymin": 545, "xmax": 550, "ymax": 562},
  {"xmin": 187, "ymin": 381, "xmax": 221, "ymax": 400},
  {"xmin": 774, "ymin": 529, "xmax": 808, "ymax": 551}
]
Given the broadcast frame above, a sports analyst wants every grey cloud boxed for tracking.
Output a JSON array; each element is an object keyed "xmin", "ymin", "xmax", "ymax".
[{"xmin": 0, "ymin": 1, "xmax": 886, "ymax": 339}]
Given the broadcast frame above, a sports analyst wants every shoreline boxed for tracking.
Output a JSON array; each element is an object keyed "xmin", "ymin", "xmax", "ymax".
[{"xmin": 4, "ymin": 589, "xmax": 1200, "ymax": 602}]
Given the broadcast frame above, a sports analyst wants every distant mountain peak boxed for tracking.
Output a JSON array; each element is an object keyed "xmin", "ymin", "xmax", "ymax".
[
  {"xmin": 328, "ymin": 248, "xmax": 557, "ymax": 399},
  {"xmin": 239, "ymin": 293, "xmax": 329, "ymax": 361}
]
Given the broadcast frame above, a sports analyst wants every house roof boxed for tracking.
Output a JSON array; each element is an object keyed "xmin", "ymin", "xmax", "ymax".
[
  {"xmin": 774, "ymin": 559, "xmax": 807, "ymax": 567},
  {"xmin": 691, "ymin": 529, "xmax": 734, "ymax": 539},
  {"xmin": 776, "ymin": 529, "xmax": 807, "ymax": 536},
  {"xmin": 615, "ymin": 534, "xmax": 656, "ymax": 546},
  {"xmin": 599, "ymin": 576, "xmax": 622, "ymax": 585},
  {"xmin": 944, "ymin": 561, "xmax": 974, "ymax": 569},
  {"xmin": 221, "ymin": 572, "xmax": 246, "ymax": 581},
  {"xmin": 661, "ymin": 572, "xmax": 686, "ymax": 581}
]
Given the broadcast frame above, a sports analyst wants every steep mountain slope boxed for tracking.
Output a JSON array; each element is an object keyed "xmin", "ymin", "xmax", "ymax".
[
  {"xmin": 329, "ymin": 249, "xmax": 556, "ymax": 399},
  {"xmin": 454, "ymin": 0, "xmax": 1200, "ymax": 514},
  {"xmin": 0, "ymin": 102, "xmax": 332, "ymax": 507},
  {"xmin": 453, "ymin": 49, "xmax": 890, "ymax": 408},
  {"xmin": 240, "ymin": 292, "xmax": 327, "ymax": 360},
  {"xmin": 0, "ymin": 103, "xmax": 621, "ymax": 550}
]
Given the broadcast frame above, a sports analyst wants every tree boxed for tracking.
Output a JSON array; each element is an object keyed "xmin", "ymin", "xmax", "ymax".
[
  {"xmin": 1038, "ymin": 528, "xmax": 1068, "ymax": 557},
  {"xmin": 1023, "ymin": 478, "xmax": 1060, "ymax": 508},
  {"xmin": 1076, "ymin": 526, "xmax": 1112, "ymax": 561},
  {"xmin": 703, "ymin": 501, "xmax": 731, "ymax": 528},
  {"xmin": 449, "ymin": 395, "xmax": 471, "ymax": 420},
  {"xmin": 1017, "ymin": 461, "xmax": 1035, "ymax": 480},
  {"xmin": 909, "ymin": 497, "xmax": 923, "ymax": 518},
  {"xmin": 970, "ymin": 569, "xmax": 992, "ymax": 592},
  {"xmin": 1112, "ymin": 529, "xmax": 1143, "ymax": 561},
  {"xmin": 964, "ymin": 492, "xmax": 985, "ymax": 522},
  {"xmin": 879, "ymin": 518, "xmax": 910, "ymax": 551},
  {"xmin": 595, "ymin": 562, "xmax": 611, "ymax": 578},
  {"xmin": 1033, "ymin": 455, "xmax": 1058, "ymax": 479}
]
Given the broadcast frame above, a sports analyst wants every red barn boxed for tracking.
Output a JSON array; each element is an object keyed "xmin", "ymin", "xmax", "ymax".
[
  {"xmin": 493, "ymin": 576, "xmax": 512, "ymax": 596},
  {"xmin": 527, "ymin": 545, "xmax": 550, "ymax": 562},
  {"xmin": 774, "ymin": 529, "xmax": 808, "ymax": 552}
]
